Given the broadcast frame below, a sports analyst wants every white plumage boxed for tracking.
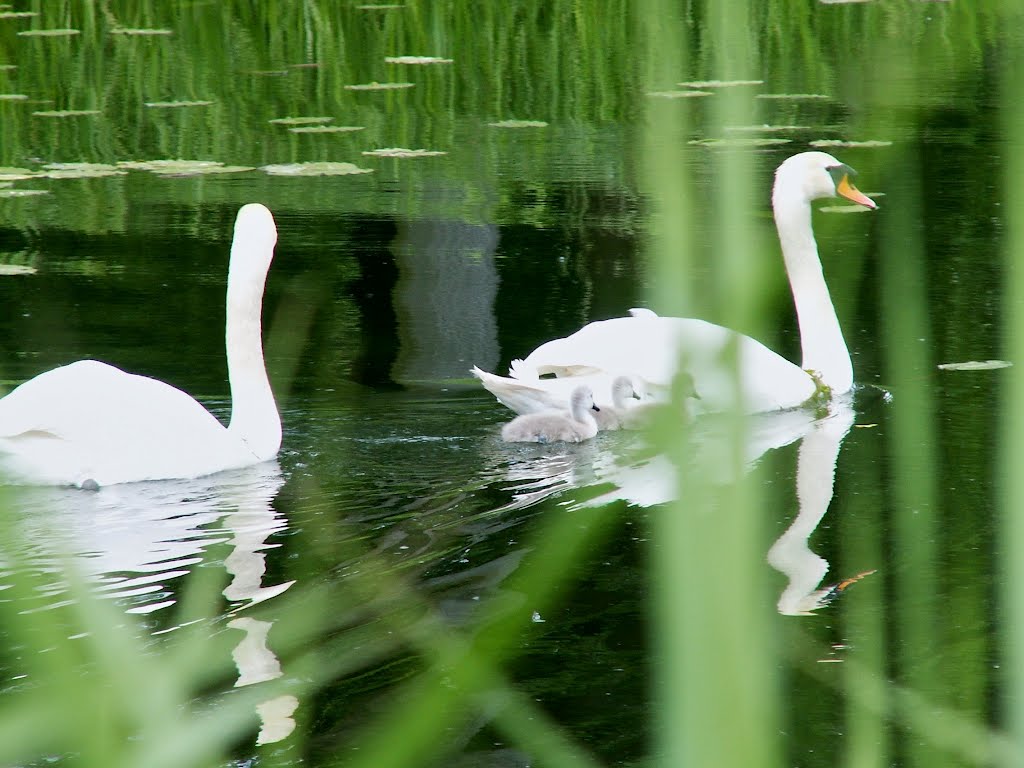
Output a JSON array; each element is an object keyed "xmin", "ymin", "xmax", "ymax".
[{"xmin": 0, "ymin": 203, "xmax": 281, "ymax": 488}]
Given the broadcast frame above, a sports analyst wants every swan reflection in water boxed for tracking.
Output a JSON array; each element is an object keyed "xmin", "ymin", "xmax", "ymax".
[
  {"xmin": 2, "ymin": 461, "xmax": 297, "ymax": 744},
  {"xmin": 488, "ymin": 394, "xmax": 872, "ymax": 616}
]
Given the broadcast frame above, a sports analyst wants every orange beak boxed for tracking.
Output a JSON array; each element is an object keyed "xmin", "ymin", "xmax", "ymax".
[{"xmin": 836, "ymin": 174, "xmax": 877, "ymax": 209}]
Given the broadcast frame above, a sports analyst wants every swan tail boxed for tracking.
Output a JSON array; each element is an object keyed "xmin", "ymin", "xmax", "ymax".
[{"xmin": 470, "ymin": 366, "xmax": 565, "ymax": 415}]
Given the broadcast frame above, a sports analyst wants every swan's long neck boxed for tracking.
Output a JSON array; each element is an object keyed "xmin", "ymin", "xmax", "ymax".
[
  {"xmin": 225, "ymin": 246, "xmax": 281, "ymax": 460},
  {"xmin": 773, "ymin": 190, "xmax": 853, "ymax": 394}
]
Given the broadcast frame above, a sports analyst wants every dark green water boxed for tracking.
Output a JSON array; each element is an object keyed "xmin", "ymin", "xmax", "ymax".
[{"xmin": 0, "ymin": 2, "xmax": 1017, "ymax": 767}]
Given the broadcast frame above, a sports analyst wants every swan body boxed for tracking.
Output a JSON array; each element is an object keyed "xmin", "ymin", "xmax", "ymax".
[
  {"xmin": 474, "ymin": 151, "xmax": 876, "ymax": 416},
  {"xmin": 0, "ymin": 203, "xmax": 281, "ymax": 488},
  {"xmin": 500, "ymin": 385, "xmax": 600, "ymax": 443}
]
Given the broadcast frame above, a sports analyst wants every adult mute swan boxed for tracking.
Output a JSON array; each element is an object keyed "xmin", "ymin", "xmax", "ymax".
[
  {"xmin": 0, "ymin": 203, "xmax": 282, "ymax": 488},
  {"xmin": 500, "ymin": 385, "xmax": 600, "ymax": 443},
  {"xmin": 473, "ymin": 151, "xmax": 877, "ymax": 415}
]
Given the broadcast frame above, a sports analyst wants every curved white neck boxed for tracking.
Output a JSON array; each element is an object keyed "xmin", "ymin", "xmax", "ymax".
[
  {"xmin": 225, "ymin": 257, "xmax": 281, "ymax": 460},
  {"xmin": 773, "ymin": 193, "xmax": 852, "ymax": 394}
]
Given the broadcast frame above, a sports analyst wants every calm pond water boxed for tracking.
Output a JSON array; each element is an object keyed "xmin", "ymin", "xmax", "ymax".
[{"xmin": 0, "ymin": 2, "xmax": 1016, "ymax": 767}]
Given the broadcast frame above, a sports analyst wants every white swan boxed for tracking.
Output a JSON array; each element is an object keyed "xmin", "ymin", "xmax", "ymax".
[
  {"xmin": 0, "ymin": 203, "xmax": 282, "ymax": 488},
  {"xmin": 473, "ymin": 151, "xmax": 877, "ymax": 415},
  {"xmin": 500, "ymin": 385, "xmax": 600, "ymax": 443}
]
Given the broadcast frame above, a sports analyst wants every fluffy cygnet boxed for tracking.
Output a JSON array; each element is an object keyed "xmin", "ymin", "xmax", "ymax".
[{"xmin": 501, "ymin": 386, "xmax": 600, "ymax": 444}]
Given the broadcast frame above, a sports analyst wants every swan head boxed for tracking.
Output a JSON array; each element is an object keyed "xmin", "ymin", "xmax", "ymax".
[
  {"xmin": 774, "ymin": 151, "xmax": 877, "ymax": 210},
  {"xmin": 230, "ymin": 203, "xmax": 278, "ymax": 278}
]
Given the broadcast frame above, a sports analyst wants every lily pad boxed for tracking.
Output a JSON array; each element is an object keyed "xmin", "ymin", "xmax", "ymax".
[
  {"xmin": 0, "ymin": 264, "xmax": 37, "ymax": 275},
  {"xmin": 810, "ymin": 139, "xmax": 892, "ymax": 148},
  {"xmin": 0, "ymin": 94, "xmax": 28, "ymax": 101},
  {"xmin": 361, "ymin": 147, "xmax": 447, "ymax": 158},
  {"xmin": 144, "ymin": 100, "xmax": 214, "ymax": 108},
  {"xmin": 0, "ymin": 188, "xmax": 48, "ymax": 198},
  {"xmin": 117, "ymin": 160, "xmax": 254, "ymax": 176},
  {"xmin": 757, "ymin": 93, "xmax": 830, "ymax": 100},
  {"xmin": 18, "ymin": 28, "xmax": 81, "ymax": 37},
  {"xmin": 645, "ymin": 90, "xmax": 713, "ymax": 99},
  {"xmin": 725, "ymin": 124, "xmax": 808, "ymax": 133},
  {"xmin": 260, "ymin": 162, "xmax": 374, "ymax": 176},
  {"xmin": 487, "ymin": 120, "xmax": 548, "ymax": 128},
  {"xmin": 678, "ymin": 79, "xmax": 763, "ymax": 88},
  {"xmin": 819, "ymin": 204, "xmax": 876, "ymax": 214},
  {"xmin": 0, "ymin": 167, "xmax": 38, "ymax": 181},
  {"xmin": 688, "ymin": 137, "xmax": 791, "ymax": 148},
  {"xmin": 384, "ymin": 56, "xmax": 453, "ymax": 65},
  {"xmin": 344, "ymin": 82, "xmax": 415, "ymax": 91},
  {"xmin": 109, "ymin": 28, "xmax": 173, "ymax": 35},
  {"xmin": 288, "ymin": 125, "xmax": 365, "ymax": 134},
  {"xmin": 269, "ymin": 116, "xmax": 333, "ymax": 126},
  {"xmin": 32, "ymin": 109, "xmax": 100, "ymax": 117},
  {"xmin": 937, "ymin": 360, "xmax": 1013, "ymax": 371},
  {"xmin": 41, "ymin": 167, "xmax": 127, "ymax": 180}
]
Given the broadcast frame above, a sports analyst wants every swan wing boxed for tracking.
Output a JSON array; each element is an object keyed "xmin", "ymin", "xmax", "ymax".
[{"xmin": 505, "ymin": 316, "xmax": 817, "ymax": 414}]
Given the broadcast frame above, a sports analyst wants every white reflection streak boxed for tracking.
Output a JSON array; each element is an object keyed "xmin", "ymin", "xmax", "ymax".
[
  {"xmin": 766, "ymin": 401, "xmax": 855, "ymax": 615},
  {"xmin": 220, "ymin": 473, "xmax": 297, "ymax": 746}
]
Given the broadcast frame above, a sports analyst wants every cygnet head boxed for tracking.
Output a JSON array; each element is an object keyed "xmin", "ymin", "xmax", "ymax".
[
  {"xmin": 570, "ymin": 385, "xmax": 599, "ymax": 417},
  {"xmin": 611, "ymin": 376, "xmax": 642, "ymax": 407},
  {"xmin": 773, "ymin": 151, "xmax": 877, "ymax": 209}
]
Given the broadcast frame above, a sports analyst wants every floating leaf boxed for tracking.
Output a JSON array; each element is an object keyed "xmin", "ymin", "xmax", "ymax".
[
  {"xmin": 385, "ymin": 56, "xmax": 453, "ymax": 65},
  {"xmin": 361, "ymin": 147, "xmax": 447, "ymax": 158},
  {"xmin": 0, "ymin": 264, "xmax": 37, "ymax": 275},
  {"xmin": 43, "ymin": 167, "xmax": 128, "ymax": 179},
  {"xmin": 688, "ymin": 137, "xmax": 791, "ymax": 148},
  {"xmin": 725, "ymin": 124, "xmax": 808, "ymax": 133},
  {"xmin": 757, "ymin": 93, "xmax": 830, "ymax": 100},
  {"xmin": 288, "ymin": 125, "xmax": 365, "ymax": 134},
  {"xmin": 487, "ymin": 120, "xmax": 549, "ymax": 128},
  {"xmin": 268, "ymin": 116, "xmax": 333, "ymax": 126},
  {"xmin": 117, "ymin": 159, "xmax": 254, "ymax": 176},
  {"xmin": 260, "ymin": 162, "xmax": 374, "ymax": 176},
  {"xmin": 109, "ymin": 28, "xmax": 173, "ymax": 35},
  {"xmin": 645, "ymin": 90, "xmax": 713, "ymax": 98},
  {"xmin": 937, "ymin": 360, "xmax": 1013, "ymax": 371},
  {"xmin": 32, "ymin": 109, "xmax": 100, "ymax": 117},
  {"xmin": 0, "ymin": 11, "xmax": 38, "ymax": 18},
  {"xmin": 810, "ymin": 139, "xmax": 892, "ymax": 148},
  {"xmin": 678, "ymin": 79, "xmax": 763, "ymax": 88},
  {"xmin": 17, "ymin": 28, "xmax": 81, "ymax": 37},
  {"xmin": 0, "ymin": 94, "xmax": 28, "ymax": 101},
  {"xmin": 144, "ymin": 100, "xmax": 214, "ymax": 108},
  {"xmin": 344, "ymin": 82, "xmax": 415, "ymax": 91},
  {"xmin": 0, "ymin": 167, "xmax": 38, "ymax": 181},
  {"xmin": 819, "ymin": 204, "xmax": 876, "ymax": 214},
  {"xmin": 0, "ymin": 188, "xmax": 48, "ymax": 198}
]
